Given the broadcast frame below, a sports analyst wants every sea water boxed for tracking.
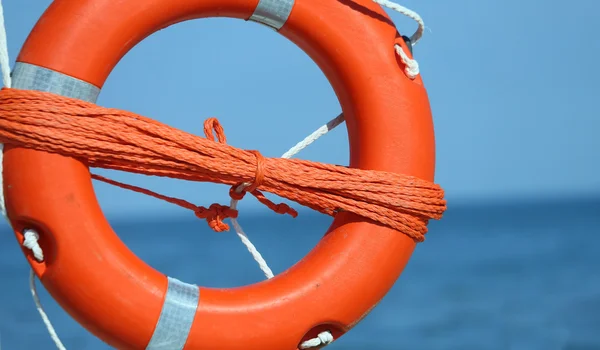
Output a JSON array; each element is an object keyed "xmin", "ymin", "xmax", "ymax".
[{"xmin": 0, "ymin": 197, "xmax": 598, "ymax": 349}]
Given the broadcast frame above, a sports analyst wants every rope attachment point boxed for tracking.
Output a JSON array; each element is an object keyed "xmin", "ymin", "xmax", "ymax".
[
  {"xmin": 23, "ymin": 228, "xmax": 44, "ymax": 261},
  {"xmin": 194, "ymin": 203, "xmax": 238, "ymax": 232},
  {"xmin": 300, "ymin": 331, "xmax": 334, "ymax": 349}
]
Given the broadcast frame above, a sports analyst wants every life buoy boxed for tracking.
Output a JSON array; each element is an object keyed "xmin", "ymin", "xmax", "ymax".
[{"xmin": 4, "ymin": 0, "xmax": 437, "ymax": 349}]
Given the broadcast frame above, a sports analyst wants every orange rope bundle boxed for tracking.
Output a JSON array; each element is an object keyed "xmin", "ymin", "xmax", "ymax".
[{"xmin": 0, "ymin": 88, "xmax": 446, "ymax": 241}]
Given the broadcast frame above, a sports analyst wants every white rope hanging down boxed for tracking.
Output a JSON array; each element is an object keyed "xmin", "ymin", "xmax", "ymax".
[
  {"xmin": 22, "ymin": 230, "xmax": 67, "ymax": 350},
  {"xmin": 0, "ymin": 0, "xmax": 425, "ymax": 348},
  {"xmin": 0, "ymin": 0, "xmax": 10, "ymax": 218}
]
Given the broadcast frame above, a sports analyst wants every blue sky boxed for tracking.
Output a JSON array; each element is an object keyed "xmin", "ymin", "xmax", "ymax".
[{"xmin": 3, "ymin": 0, "xmax": 599, "ymax": 219}]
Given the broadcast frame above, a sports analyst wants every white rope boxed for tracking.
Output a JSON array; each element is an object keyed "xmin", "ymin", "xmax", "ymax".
[
  {"xmin": 0, "ymin": 0, "xmax": 10, "ymax": 90},
  {"xmin": 300, "ymin": 331, "xmax": 335, "ymax": 349},
  {"xmin": 23, "ymin": 229, "xmax": 44, "ymax": 261},
  {"xmin": 0, "ymin": 0, "xmax": 424, "ymax": 348},
  {"xmin": 0, "ymin": 0, "xmax": 10, "ymax": 218},
  {"xmin": 22, "ymin": 229, "xmax": 67, "ymax": 350},
  {"xmin": 29, "ymin": 270, "xmax": 67, "ymax": 350},
  {"xmin": 228, "ymin": 113, "xmax": 345, "ymax": 280},
  {"xmin": 229, "ymin": 189, "xmax": 275, "ymax": 279},
  {"xmin": 373, "ymin": 0, "xmax": 424, "ymax": 44},
  {"xmin": 280, "ymin": 113, "xmax": 344, "ymax": 159},
  {"xmin": 395, "ymin": 43, "xmax": 419, "ymax": 79},
  {"xmin": 373, "ymin": 0, "xmax": 424, "ymax": 79}
]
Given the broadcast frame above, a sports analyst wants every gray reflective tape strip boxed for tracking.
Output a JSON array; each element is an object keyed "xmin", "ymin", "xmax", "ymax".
[
  {"xmin": 146, "ymin": 277, "xmax": 200, "ymax": 350},
  {"xmin": 249, "ymin": 0, "xmax": 294, "ymax": 30},
  {"xmin": 11, "ymin": 62, "xmax": 100, "ymax": 103}
]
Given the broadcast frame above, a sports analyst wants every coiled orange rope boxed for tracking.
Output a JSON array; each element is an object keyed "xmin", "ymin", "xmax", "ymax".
[{"xmin": 0, "ymin": 87, "xmax": 446, "ymax": 241}]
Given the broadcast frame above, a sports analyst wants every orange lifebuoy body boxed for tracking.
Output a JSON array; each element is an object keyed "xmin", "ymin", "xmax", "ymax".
[{"xmin": 4, "ymin": 0, "xmax": 436, "ymax": 349}]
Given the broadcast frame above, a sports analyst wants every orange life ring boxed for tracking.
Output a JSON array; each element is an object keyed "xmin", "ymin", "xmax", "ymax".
[{"xmin": 4, "ymin": 0, "xmax": 436, "ymax": 349}]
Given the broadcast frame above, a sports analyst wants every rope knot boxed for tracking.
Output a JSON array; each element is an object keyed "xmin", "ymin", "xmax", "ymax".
[
  {"xmin": 272, "ymin": 203, "xmax": 296, "ymax": 216},
  {"xmin": 394, "ymin": 43, "xmax": 420, "ymax": 79},
  {"xmin": 228, "ymin": 150, "xmax": 266, "ymax": 198},
  {"xmin": 204, "ymin": 119, "xmax": 297, "ymax": 223},
  {"xmin": 194, "ymin": 203, "xmax": 238, "ymax": 232},
  {"xmin": 229, "ymin": 186, "xmax": 246, "ymax": 201}
]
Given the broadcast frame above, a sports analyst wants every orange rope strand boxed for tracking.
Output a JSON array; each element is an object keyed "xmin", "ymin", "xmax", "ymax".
[{"xmin": 0, "ymin": 88, "xmax": 446, "ymax": 241}]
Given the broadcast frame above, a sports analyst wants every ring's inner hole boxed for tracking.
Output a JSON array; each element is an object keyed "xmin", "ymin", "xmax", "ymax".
[{"xmin": 91, "ymin": 17, "xmax": 349, "ymax": 288}]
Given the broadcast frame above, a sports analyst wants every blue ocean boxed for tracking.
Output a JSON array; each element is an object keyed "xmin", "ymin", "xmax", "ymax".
[{"xmin": 0, "ymin": 197, "xmax": 599, "ymax": 349}]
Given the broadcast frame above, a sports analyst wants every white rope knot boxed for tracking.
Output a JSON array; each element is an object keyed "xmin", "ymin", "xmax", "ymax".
[
  {"xmin": 299, "ymin": 331, "xmax": 334, "ymax": 349},
  {"xmin": 395, "ymin": 44, "xmax": 420, "ymax": 79},
  {"xmin": 23, "ymin": 228, "xmax": 44, "ymax": 261},
  {"xmin": 373, "ymin": 0, "xmax": 424, "ymax": 79}
]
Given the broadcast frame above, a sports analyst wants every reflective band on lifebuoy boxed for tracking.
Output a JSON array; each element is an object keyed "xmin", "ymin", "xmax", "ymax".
[
  {"xmin": 249, "ymin": 0, "xmax": 294, "ymax": 30},
  {"xmin": 11, "ymin": 62, "xmax": 100, "ymax": 103},
  {"xmin": 146, "ymin": 277, "xmax": 200, "ymax": 350},
  {"xmin": 4, "ymin": 0, "xmax": 437, "ymax": 349}
]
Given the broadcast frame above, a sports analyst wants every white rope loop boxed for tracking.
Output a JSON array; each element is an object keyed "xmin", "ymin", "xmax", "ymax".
[{"xmin": 0, "ymin": 0, "xmax": 425, "ymax": 348}]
